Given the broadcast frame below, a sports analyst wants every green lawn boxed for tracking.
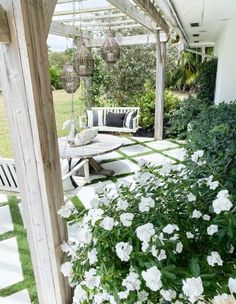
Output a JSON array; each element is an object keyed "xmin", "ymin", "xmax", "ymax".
[{"xmin": 0, "ymin": 89, "xmax": 85, "ymax": 158}]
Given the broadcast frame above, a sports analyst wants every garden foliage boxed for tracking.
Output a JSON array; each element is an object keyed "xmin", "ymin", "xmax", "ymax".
[{"xmin": 59, "ymin": 148, "xmax": 236, "ymax": 304}]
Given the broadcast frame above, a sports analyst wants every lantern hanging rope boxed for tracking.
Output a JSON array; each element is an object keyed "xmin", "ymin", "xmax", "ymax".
[{"xmin": 101, "ymin": 29, "xmax": 120, "ymax": 64}]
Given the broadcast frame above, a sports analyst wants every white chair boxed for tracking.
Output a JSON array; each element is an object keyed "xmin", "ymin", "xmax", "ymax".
[{"xmin": 0, "ymin": 157, "xmax": 90, "ymax": 201}]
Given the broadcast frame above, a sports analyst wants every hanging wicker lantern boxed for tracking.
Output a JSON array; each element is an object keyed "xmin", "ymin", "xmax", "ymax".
[
  {"xmin": 74, "ymin": 40, "xmax": 94, "ymax": 77},
  {"xmin": 61, "ymin": 64, "xmax": 80, "ymax": 94},
  {"xmin": 101, "ymin": 30, "xmax": 120, "ymax": 64}
]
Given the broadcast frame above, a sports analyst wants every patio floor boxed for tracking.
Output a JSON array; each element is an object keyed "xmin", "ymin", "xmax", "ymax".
[{"xmin": 0, "ymin": 136, "xmax": 185, "ymax": 303}]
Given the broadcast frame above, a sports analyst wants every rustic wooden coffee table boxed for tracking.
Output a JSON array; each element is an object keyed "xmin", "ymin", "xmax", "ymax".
[{"xmin": 58, "ymin": 134, "xmax": 124, "ymax": 176}]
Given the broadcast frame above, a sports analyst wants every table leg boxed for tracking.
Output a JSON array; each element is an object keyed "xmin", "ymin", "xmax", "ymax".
[{"xmin": 89, "ymin": 158, "xmax": 115, "ymax": 176}]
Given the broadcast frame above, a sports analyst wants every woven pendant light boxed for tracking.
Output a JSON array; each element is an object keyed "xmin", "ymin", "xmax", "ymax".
[
  {"xmin": 61, "ymin": 64, "xmax": 80, "ymax": 94},
  {"xmin": 74, "ymin": 39, "xmax": 94, "ymax": 77},
  {"xmin": 101, "ymin": 30, "xmax": 120, "ymax": 64}
]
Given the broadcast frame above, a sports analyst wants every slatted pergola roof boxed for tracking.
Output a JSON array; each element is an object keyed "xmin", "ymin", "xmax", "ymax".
[{"xmin": 50, "ymin": 0, "xmax": 170, "ymax": 46}]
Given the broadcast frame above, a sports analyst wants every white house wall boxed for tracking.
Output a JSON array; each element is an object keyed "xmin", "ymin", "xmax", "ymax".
[{"xmin": 214, "ymin": 19, "xmax": 236, "ymax": 104}]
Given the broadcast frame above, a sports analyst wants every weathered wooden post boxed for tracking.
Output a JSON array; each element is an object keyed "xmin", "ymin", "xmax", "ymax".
[
  {"xmin": 154, "ymin": 30, "xmax": 167, "ymax": 140},
  {"xmin": 0, "ymin": 0, "xmax": 71, "ymax": 303}
]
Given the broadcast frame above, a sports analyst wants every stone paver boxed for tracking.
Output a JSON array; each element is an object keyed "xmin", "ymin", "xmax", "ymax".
[
  {"xmin": 77, "ymin": 180, "xmax": 114, "ymax": 209},
  {"xmin": 121, "ymin": 137, "xmax": 136, "ymax": 145},
  {"xmin": 0, "ymin": 205, "xmax": 14, "ymax": 235},
  {"xmin": 162, "ymin": 148, "xmax": 186, "ymax": 161},
  {"xmin": 0, "ymin": 289, "xmax": 31, "ymax": 304},
  {"xmin": 146, "ymin": 140, "xmax": 179, "ymax": 150},
  {"xmin": 0, "ymin": 194, "xmax": 8, "ymax": 203},
  {"xmin": 135, "ymin": 153, "xmax": 175, "ymax": 166},
  {"xmin": 119, "ymin": 144, "xmax": 151, "ymax": 156},
  {"xmin": 102, "ymin": 159, "xmax": 139, "ymax": 176},
  {"xmin": 94, "ymin": 151, "xmax": 121, "ymax": 163},
  {"xmin": 0, "ymin": 237, "xmax": 24, "ymax": 289},
  {"xmin": 131, "ymin": 136, "xmax": 154, "ymax": 143}
]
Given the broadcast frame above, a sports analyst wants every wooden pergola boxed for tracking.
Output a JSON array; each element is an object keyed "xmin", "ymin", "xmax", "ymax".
[{"xmin": 0, "ymin": 1, "xmax": 169, "ymax": 303}]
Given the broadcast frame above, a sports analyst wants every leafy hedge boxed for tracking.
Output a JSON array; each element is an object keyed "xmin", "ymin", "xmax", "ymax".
[{"xmin": 187, "ymin": 102, "xmax": 236, "ymax": 194}]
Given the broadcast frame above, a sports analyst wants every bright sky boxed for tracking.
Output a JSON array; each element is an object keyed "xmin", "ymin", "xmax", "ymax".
[{"xmin": 47, "ymin": 0, "xmax": 108, "ymax": 52}]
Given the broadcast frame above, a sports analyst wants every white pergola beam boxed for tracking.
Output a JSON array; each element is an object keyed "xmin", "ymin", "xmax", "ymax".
[
  {"xmin": 133, "ymin": 0, "xmax": 169, "ymax": 33},
  {"xmin": 91, "ymin": 33, "xmax": 168, "ymax": 47},
  {"xmin": 106, "ymin": 0, "xmax": 156, "ymax": 31},
  {"xmin": 50, "ymin": 20, "xmax": 91, "ymax": 39},
  {"xmin": 65, "ymin": 19, "xmax": 135, "ymax": 27},
  {"xmin": 54, "ymin": 12, "xmax": 127, "ymax": 22},
  {"xmin": 81, "ymin": 23, "xmax": 142, "ymax": 32},
  {"xmin": 54, "ymin": 5, "xmax": 116, "ymax": 16},
  {"xmin": 57, "ymin": 0, "xmax": 86, "ymax": 3}
]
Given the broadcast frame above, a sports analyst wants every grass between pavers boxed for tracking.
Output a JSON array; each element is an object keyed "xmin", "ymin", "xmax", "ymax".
[{"xmin": 0, "ymin": 196, "xmax": 38, "ymax": 303}]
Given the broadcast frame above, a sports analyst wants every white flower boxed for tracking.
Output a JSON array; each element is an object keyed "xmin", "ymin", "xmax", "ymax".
[
  {"xmin": 141, "ymin": 242, "xmax": 149, "ymax": 252},
  {"xmin": 192, "ymin": 209, "xmax": 202, "ymax": 219},
  {"xmin": 212, "ymin": 294, "xmax": 235, "ymax": 304},
  {"xmin": 187, "ymin": 193, "xmax": 196, "ymax": 202},
  {"xmin": 186, "ymin": 232, "xmax": 194, "ymax": 239},
  {"xmin": 73, "ymin": 284, "xmax": 87, "ymax": 304},
  {"xmin": 87, "ymin": 248, "xmax": 98, "ymax": 265},
  {"xmin": 100, "ymin": 217, "xmax": 116, "ymax": 231},
  {"xmin": 206, "ymin": 175, "xmax": 219, "ymax": 190},
  {"xmin": 77, "ymin": 224, "xmax": 93, "ymax": 245},
  {"xmin": 61, "ymin": 241, "xmax": 76, "ymax": 257},
  {"xmin": 135, "ymin": 171, "xmax": 154, "ymax": 186},
  {"xmin": 61, "ymin": 262, "xmax": 73, "ymax": 278},
  {"xmin": 57, "ymin": 201, "xmax": 74, "ymax": 218},
  {"xmin": 86, "ymin": 208, "xmax": 104, "ymax": 226},
  {"xmin": 138, "ymin": 290, "xmax": 149, "ymax": 302},
  {"xmin": 228, "ymin": 245, "xmax": 234, "ymax": 254},
  {"xmin": 160, "ymin": 289, "xmax": 177, "ymax": 301},
  {"xmin": 158, "ymin": 249, "xmax": 167, "ymax": 261},
  {"xmin": 212, "ymin": 190, "xmax": 233, "ymax": 214},
  {"xmin": 207, "ymin": 224, "xmax": 218, "ymax": 236},
  {"xmin": 118, "ymin": 290, "xmax": 129, "ymax": 300},
  {"xmin": 182, "ymin": 277, "xmax": 204, "ymax": 303},
  {"xmin": 228, "ymin": 277, "xmax": 236, "ymax": 294},
  {"xmin": 163, "ymin": 224, "xmax": 179, "ymax": 234},
  {"xmin": 136, "ymin": 223, "xmax": 155, "ymax": 243},
  {"xmin": 83, "ymin": 268, "xmax": 100, "ymax": 289},
  {"xmin": 117, "ymin": 199, "xmax": 129, "ymax": 211},
  {"xmin": 170, "ymin": 233, "xmax": 179, "ymax": 241},
  {"xmin": 120, "ymin": 213, "xmax": 134, "ymax": 227},
  {"xmin": 151, "ymin": 246, "xmax": 167, "ymax": 261},
  {"xmin": 115, "ymin": 242, "xmax": 133, "ymax": 262},
  {"xmin": 202, "ymin": 214, "xmax": 210, "ymax": 221},
  {"xmin": 142, "ymin": 266, "xmax": 162, "ymax": 291},
  {"xmin": 176, "ymin": 242, "xmax": 183, "ymax": 253},
  {"xmin": 207, "ymin": 251, "xmax": 223, "ymax": 266},
  {"xmin": 139, "ymin": 197, "xmax": 155, "ymax": 212},
  {"xmin": 122, "ymin": 271, "xmax": 141, "ymax": 291},
  {"xmin": 89, "ymin": 198, "xmax": 99, "ymax": 208},
  {"xmin": 191, "ymin": 150, "xmax": 205, "ymax": 165},
  {"xmin": 159, "ymin": 161, "xmax": 173, "ymax": 176}
]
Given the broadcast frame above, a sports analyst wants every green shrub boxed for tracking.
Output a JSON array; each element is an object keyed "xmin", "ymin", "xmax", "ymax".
[
  {"xmin": 187, "ymin": 102, "xmax": 236, "ymax": 194},
  {"xmin": 196, "ymin": 58, "xmax": 218, "ymax": 104},
  {"xmin": 59, "ymin": 152, "xmax": 236, "ymax": 303},
  {"xmin": 133, "ymin": 81, "xmax": 180, "ymax": 129},
  {"xmin": 49, "ymin": 65, "xmax": 62, "ymax": 90},
  {"xmin": 165, "ymin": 96, "xmax": 207, "ymax": 139}
]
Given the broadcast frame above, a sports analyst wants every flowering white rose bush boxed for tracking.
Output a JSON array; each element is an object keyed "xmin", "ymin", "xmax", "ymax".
[{"xmin": 59, "ymin": 150, "xmax": 236, "ymax": 303}]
